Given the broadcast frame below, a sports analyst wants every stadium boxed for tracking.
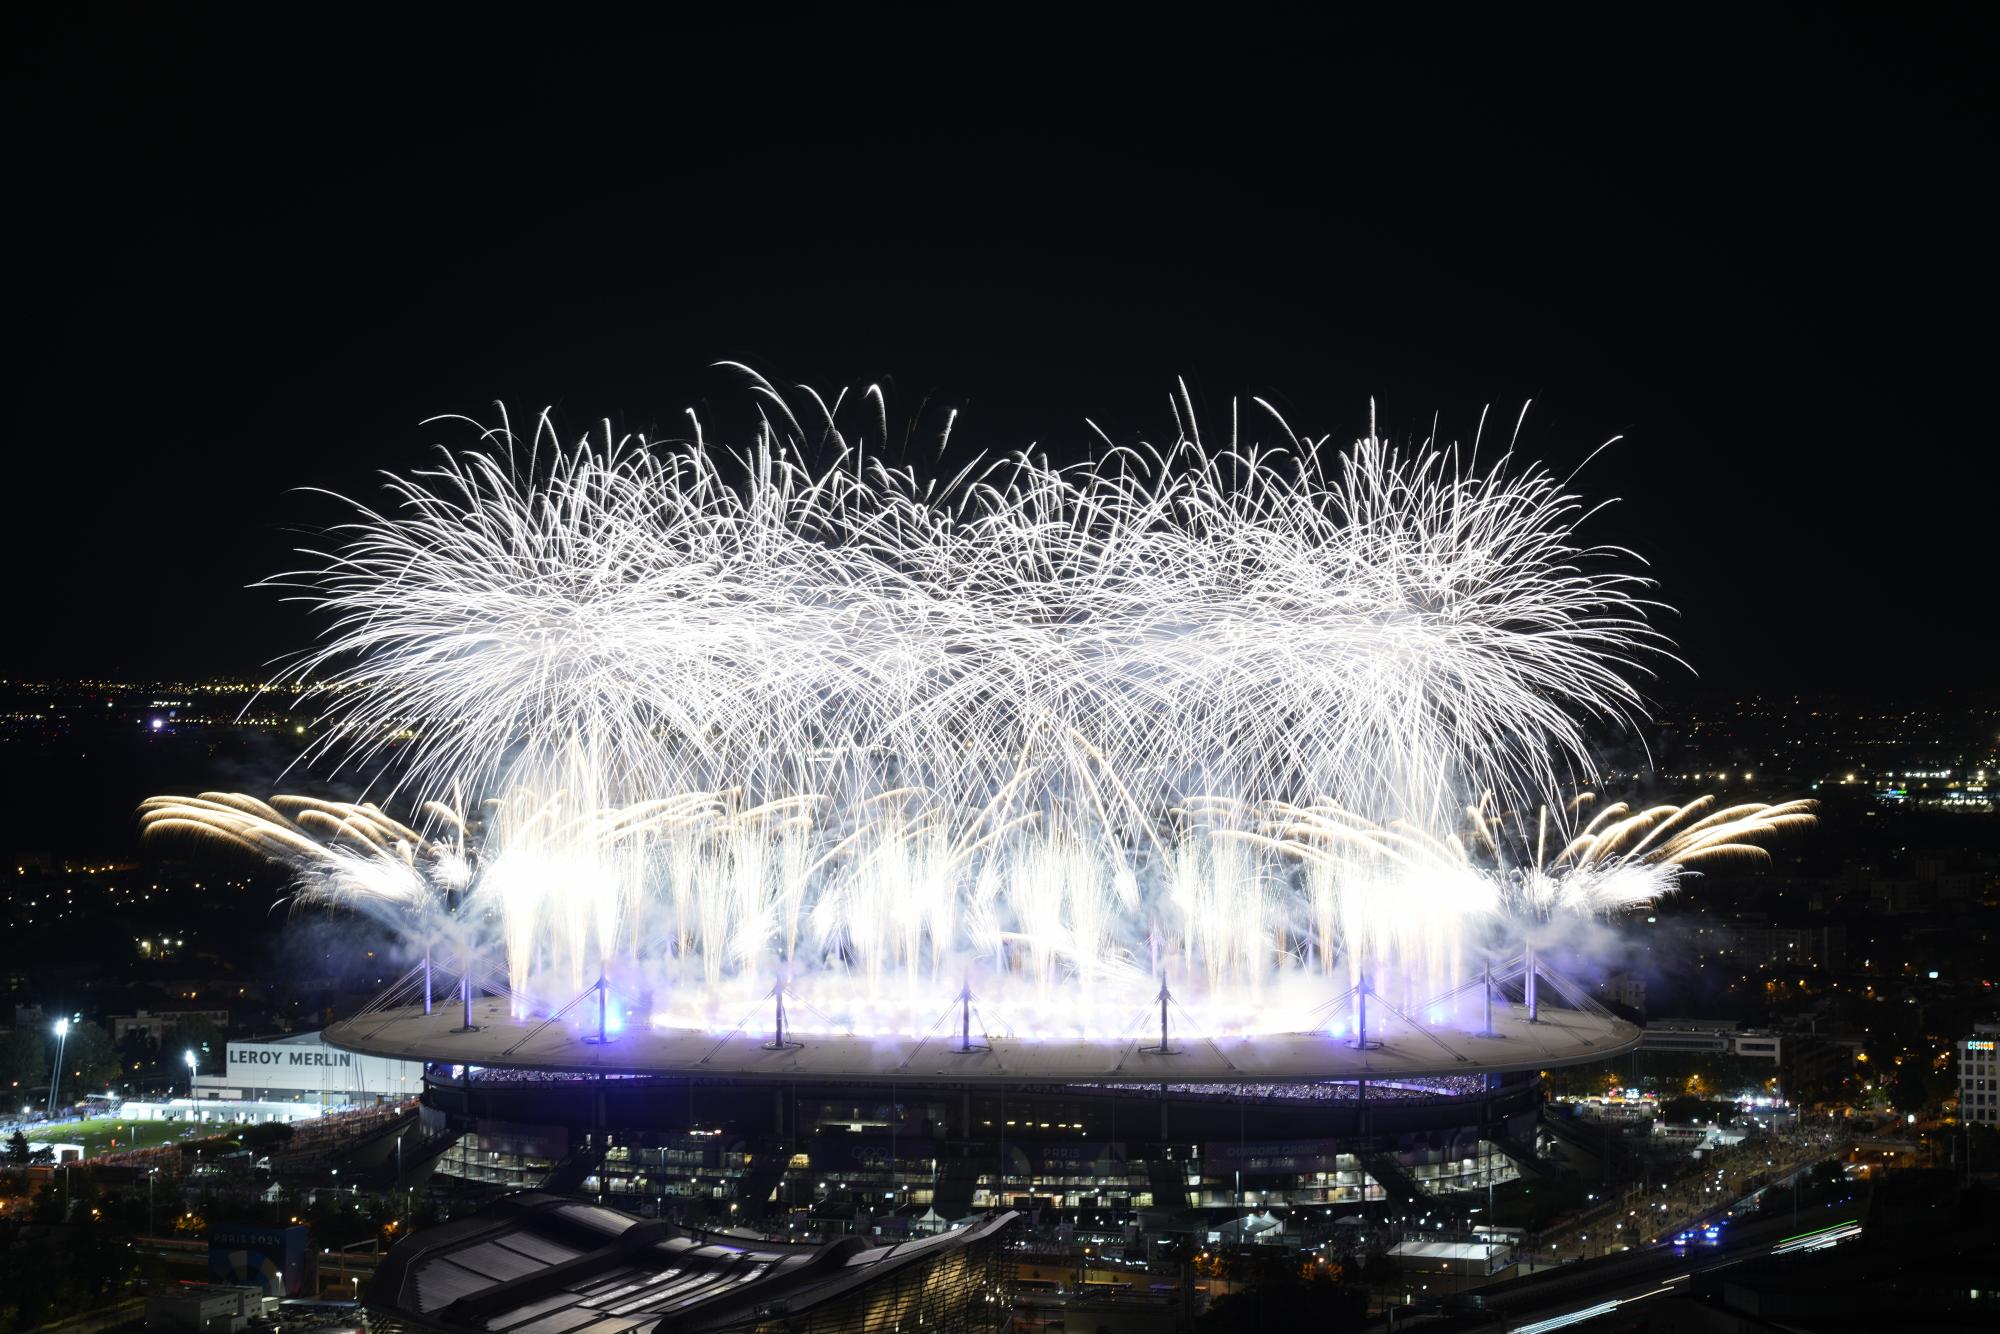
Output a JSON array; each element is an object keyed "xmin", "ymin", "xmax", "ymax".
[
  {"xmin": 134, "ymin": 385, "xmax": 1808, "ymax": 1317},
  {"xmin": 322, "ymin": 948, "xmax": 1633, "ymax": 1236}
]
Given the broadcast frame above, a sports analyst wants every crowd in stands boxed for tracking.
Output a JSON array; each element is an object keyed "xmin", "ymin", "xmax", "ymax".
[
  {"xmin": 1064, "ymin": 1075, "xmax": 1491, "ymax": 1103},
  {"xmin": 264, "ymin": 1099, "xmax": 415, "ymax": 1163},
  {"xmin": 423, "ymin": 1056, "xmax": 1506, "ymax": 1109},
  {"xmin": 460, "ymin": 1065, "xmax": 613, "ymax": 1083}
]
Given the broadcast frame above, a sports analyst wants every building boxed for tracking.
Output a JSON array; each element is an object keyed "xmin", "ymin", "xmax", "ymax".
[
  {"xmin": 117, "ymin": 1097, "xmax": 324, "ymax": 1127},
  {"xmin": 190, "ymin": 1030, "xmax": 425, "ymax": 1107},
  {"xmin": 410, "ymin": 1069, "xmax": 1535, "ymax": 1237},
  {"xmin": 1385, "ymin": 1237, "xmax": 1510, "ymax": 1278},
  {"xmin": 1636, "ymin": 1019, "xmax": 1783, "ymax": 1064},
  {"xmin": 1733, "ymin": 1032, "xmax": 1781, "ymax": 1063},
  {"xmin": 326, "ymin": 966, "xmax": 1631, "ymax": 1238},
  {"xmin": 367, "ymin": 1190, "xmax": 1016, "ymax": 1333},
  {"xmin": 1958, "ymin": 1023, "xmax": 2000, "ymax": 1128},
  {"xmin": 1597, "ymin": 970, "xmax": 1647, "ymax": 1015},
  {"xmin": 1636, "ymin": 1017, "xmax": 1738, "ymax": 1055},
  {"xmin": 143, "ymin": 1283, "xmax": 276, "ymax": 1334},
  {"xmin": 110, "ymin": 1007, "xmax": 230, "ymax": 1046},
  {"xmin": 1726, "ymin": 922, "xmax": 1846, "ymax": 970},
  {"xmin": 1651, "ymin": 1119, "xmax": 1752, "ymax": 1153},
  {"xmin": 1771, "ymin": 1023, "xmax": 1863, "ymax": 1103}
]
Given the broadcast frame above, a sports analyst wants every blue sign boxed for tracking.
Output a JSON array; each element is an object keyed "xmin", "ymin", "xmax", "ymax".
[{"xmin": 208, "ymin": 1223, "xmax": 309, "ymax": 1297}]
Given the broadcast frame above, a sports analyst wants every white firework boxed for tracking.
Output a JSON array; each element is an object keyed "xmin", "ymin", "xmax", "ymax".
[{"xmin": 139, "ymin": 377, "xmax": 1809, "ymax": 1035}]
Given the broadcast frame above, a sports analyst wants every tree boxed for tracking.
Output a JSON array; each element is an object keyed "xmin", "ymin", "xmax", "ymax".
[
  {"xmin": 58, "ymin": 1022, "xmax": 123, "ymax": 1095},
  {"xmin": 0, "ymin": 1230, "xmax": 61, "ymax": 1330},
  {"xmin": 0, "ymin": 1027, "xmax": 46, "ymax": 1093},
  {"xmin": 1196, "ymin": 1271, "xmax": 1368, "ymax": 1331},
  {"xmin": 1888, "ymin": 1058, "xmax": 1950, "ymax": 1116},
  {"xmin": 118, "ymin": 1027, "xmax": 159, "ymax": 1068},
  {"xmin": 1661, "ymin": 1097, "xmax": 1737, "ymax": 1126},
  {"xmin": 178, "ymin": 1136, "xmax": 238, "ymax": 1160},
  {"xmin": 238, "ymin": 1122, "xmax": 294, "ymax": 1153},
  {"xmin": 1965, "ymin": 1124, "xmax": 2000, "ymax": 1175},
  {"xmin": 173, "ymin": 1016, "xmax": 227, "ymax": 1071},
  {"xmin": 5, "ymin": 1130, "xmax": 28, "ymax": 1165}
]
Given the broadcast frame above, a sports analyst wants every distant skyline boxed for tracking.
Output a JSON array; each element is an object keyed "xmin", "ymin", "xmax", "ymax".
[{"xmin": 10, "ymin": 11, "xmax": 1990, "ymax": 690}]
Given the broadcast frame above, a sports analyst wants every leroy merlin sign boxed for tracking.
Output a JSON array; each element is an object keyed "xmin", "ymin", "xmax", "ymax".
[{"xmin": 229, "ymin": 1045, "xmax": 355, "ymax": 1068}]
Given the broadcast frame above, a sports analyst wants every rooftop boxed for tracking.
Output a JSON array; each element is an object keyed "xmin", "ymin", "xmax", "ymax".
[{"xmin": 368, "ymin": 1191, "xmax": 1016, "ymax": 1333}]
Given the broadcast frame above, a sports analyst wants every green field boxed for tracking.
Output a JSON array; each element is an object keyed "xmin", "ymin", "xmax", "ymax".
[{"xmin": 35, "ymin": 1116, "xmax": 193, "ymax": 1158}]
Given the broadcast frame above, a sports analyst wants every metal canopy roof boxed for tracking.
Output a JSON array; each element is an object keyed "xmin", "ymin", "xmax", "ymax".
[
  {"xmin": 328, "ymin": 994, "xmax": 1636, "ymax": 1085},
  {"xmin": 370, "ymin": 1192, "xmax": 1017, "ymax": 1334}
]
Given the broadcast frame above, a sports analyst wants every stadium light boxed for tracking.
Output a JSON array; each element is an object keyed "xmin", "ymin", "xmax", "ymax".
[{"xmin": 46, "ymin": 1017, "xmax": 73, "ymax": 1119}]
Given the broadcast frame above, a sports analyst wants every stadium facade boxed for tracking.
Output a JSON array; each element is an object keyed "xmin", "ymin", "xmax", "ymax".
[{"xmin": 327, "ymin": 968, "xmax": 1631, "ymax": 1237}]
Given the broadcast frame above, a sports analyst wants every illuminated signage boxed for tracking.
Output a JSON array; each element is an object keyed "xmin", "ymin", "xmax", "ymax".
[
  {"xmin": 230, "ymin": 1046, "xmax": 352, "ymax": 1068},
  {"xmin": 1968, "ymin": 1040, "xmax": 1996, "ymax": 1051}
]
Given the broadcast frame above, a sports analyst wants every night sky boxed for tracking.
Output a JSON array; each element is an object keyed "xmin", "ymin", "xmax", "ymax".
[{"xmin": 11, "ymin": 11, "xmax": 1991, "ymax": 697}]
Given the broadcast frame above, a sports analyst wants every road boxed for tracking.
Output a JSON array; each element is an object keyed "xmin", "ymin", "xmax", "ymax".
[
  {"xmin": 1523, "ymin": 1126, "xmax": 1845, "ymax": 1263},
  {"xmin": 1375, "ymin": 1157, "xmax": 1860, "ymax": 1332}
]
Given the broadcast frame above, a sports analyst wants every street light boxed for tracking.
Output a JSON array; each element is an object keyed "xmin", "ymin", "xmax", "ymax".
[
  {"xmin": 46, "ymin": 1018, "xmax": 72, "ymax": 1119},
  {"xmin": 184, "ymin": 1050, "xmax": 199, "ymax": 1099}
]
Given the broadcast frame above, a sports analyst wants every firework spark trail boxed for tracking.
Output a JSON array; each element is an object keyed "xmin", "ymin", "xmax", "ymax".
[
  {"xmin": 275, "ymin": 393, "xmax": 1664, "ymax": 825},
  {"xmin": 139, "ymin": 381, "xmax": 1812, "ymax": 1034},
  {"xmin": 142, "ymin": 786, "xmax": 1810, "ymax": 1034}
]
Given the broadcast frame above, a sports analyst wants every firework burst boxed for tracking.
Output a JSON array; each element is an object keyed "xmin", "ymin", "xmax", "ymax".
[{"xmin": 142, "ymin": 379, "xmax": 1810, "ymax": 1035}]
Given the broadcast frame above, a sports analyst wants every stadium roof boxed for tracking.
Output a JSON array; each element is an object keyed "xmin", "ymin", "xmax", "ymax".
[
  {"xmin": 368, "ymin": 1191, "xmax": 1016, "ymax": 1334},
  {"xmin": 328, "ymin": 993, "xmax": 1637, "ymax": 1084}
]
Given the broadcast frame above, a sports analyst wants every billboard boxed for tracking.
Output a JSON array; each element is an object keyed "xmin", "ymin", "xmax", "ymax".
[
  {"xmin": 225, "ymin": 1034, "xmax": 424, "ymax": 1100},
  {"xmin": 208, "ymin": 1223, "xmax": 309, "ymax": 1297}
]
